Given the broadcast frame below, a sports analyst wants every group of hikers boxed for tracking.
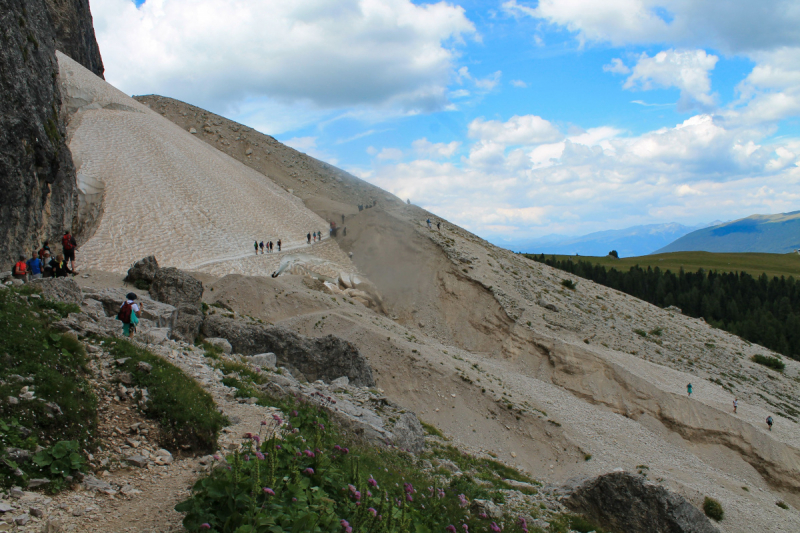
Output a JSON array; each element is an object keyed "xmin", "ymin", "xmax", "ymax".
[
  {"xmin": 426, "ymin": 218, "xmax": 441, "ymax": 230},
  {"xmin": 12, "ymin": 230, "xmax": 78, "ymax": 282},
  {"xmin": 307, "ymin": 231, "xmax": 324, "ymax": 244},
  {"xmin": 255, "ymin": 239, "xmax": 281, "ymax": 254},
  {"xmin": 687, "ymin": 383, "xmax": 775, "ymax": 431}
]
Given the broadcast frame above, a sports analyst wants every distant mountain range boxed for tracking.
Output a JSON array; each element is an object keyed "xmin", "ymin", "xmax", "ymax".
[
  {"xmin": 500, "ymin": 222, "xmax": 711, "ymax": 258},
  {"xmin": 656, "ymin": 211, "xmax": 800, "ymax": 254}
]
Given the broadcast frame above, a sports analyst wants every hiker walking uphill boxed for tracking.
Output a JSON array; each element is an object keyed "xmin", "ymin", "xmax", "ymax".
[
  {"xmin": 687, "ymin": 383, "xmax": 692, "ymax": 397},
  {"xmin": 62, "ymin": 230, "xmax": 78, "ymax": 273},
  {"xmin": 117, "ymin": 292, "xmax": 142, "ymax": 338},
  {"xmin": 259, "ymin": 241, "xmax": 265, "ymax": 254},
  {"xmin": 307, "ymin": 232, "xmax": 311, "ymax": 244},
  {"xmin": 767, "ymin": 415, "xmax": 774, "ymax": 431},
  {"xmin": 254, "ymin": 241, "xmax": 259, "ymax": 255},
  {"xmin": 277, "ymin": 239, "xmax": 281, "ymax": 252}
]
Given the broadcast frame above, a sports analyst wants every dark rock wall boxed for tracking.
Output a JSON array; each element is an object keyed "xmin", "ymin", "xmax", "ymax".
[
  {"xmin": 0, "ymin": 0, "xmax": 78, "ymax": 269},
  {"xmin": 45, "ymin": 0, "xmax": 104, "ymax": 78}
]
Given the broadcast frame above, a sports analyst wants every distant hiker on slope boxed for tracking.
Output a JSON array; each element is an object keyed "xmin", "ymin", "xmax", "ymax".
[
  {"xmin": 260, "ymin": 241, "xmax": 265, "ymax": 254},
  {"xmin": 13, "ymin": 255, "xmax": 28, "ymax": 282},
  {"xmin": 117, "ymin": 292, "xmax": 141, "ymax": 338},
  {"xmin": 733, "ymin": 399, "xmax": 738, "ymax": 414},
  {"xmin": 254, "ymin": 241, "xmax": 259, "ymax": 255},
  {"xmin": 269, "ymin": 241, "xmax": 274, "ymax": 253},
  {"xmin": 687, "ymin": 383, "xmax": 692, "ymax": 397},
  {"xmin": 437, "ymin": 221, "xmax": 441, "ymax": 230},
  {"xmin": 277, "ymin": 239, "xmax": 281, "ymax": 252},
  {"xmin": 62, "ymin": 230, "xmax": 78, "ymax": 273},
  {"xmin": 767, "ymin": 416, "xmax": 773, "ymax": 431},
  {"xmin": 426, "ymin": 218, "xmax": 431, "ymax": 229},
  {"xmin": 307, "ymin": 232, "xmax": 311, "ymax": 244}
]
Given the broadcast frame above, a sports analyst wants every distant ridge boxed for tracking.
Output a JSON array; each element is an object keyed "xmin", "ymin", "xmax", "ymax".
[
  {"xmin": 501, "ymin": 222, "xmax": 706, "ymax": 258},
  {"xmin": 656, "ymin": 211, "xmax": 800, "ymax": 254}
]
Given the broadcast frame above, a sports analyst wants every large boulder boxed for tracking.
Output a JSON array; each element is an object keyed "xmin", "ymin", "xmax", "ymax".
[
  {"xmin": 203, "ymin": 314, "xmax": 375, "ymax": 387},
  {"xmin": 149, "ymin": 267, "xmax": 203, "ymax": 308},
  {"xmin": 392, "ymin": 412, "xmax": 425, "ymax": 454},
  {"xmin": 171, "ymin": 304, "xmax": 203, "ymax": 343},
  {"xmin": 124, "ymin": 256, "xmax": 159, "ymax": 285},
  {"xmin": 82, "ymin": 288, "xmax": 177, "ymax": 329},
  {"xmin": 31, "ymin": 278, "xmax": 82, "ymax": 305},
  {"xmin": 562, "ymin": 472, "xmax": 719, "ymax": 533}
]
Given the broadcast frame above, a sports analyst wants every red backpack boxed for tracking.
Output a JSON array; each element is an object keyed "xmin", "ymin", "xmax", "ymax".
[
  {"xmin": 62, "ymin": 234, "xmax": 75, "ymax": 250},
  {"xmin": 117, "ymin": 302, "xmax": 133, "ymax": 324}
]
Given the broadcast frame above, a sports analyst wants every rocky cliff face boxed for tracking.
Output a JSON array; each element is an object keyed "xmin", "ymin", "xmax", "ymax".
[
  {"xmin": 0, "ymin": 0, "xmax": 78, "ymax": 269},
  {"xmin": 45, "ymin": 0, "xmax": 104, "ymax": 78}
]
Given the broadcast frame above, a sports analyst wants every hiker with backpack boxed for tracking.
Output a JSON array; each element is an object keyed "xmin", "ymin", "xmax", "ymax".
[
  {"xmin": 117, "ymin": 292, "xmax": 141, "ymax": 338},
  {"xmin": 62, "ymin": 230, "xmax": 78, "ymax": 273},
  {"xmin": 38, "ymin": 241, "xmax": 51, "ymax": 260},
  {"xmin": 277, "ymin": 239, "xmax": 281, "ymax": 252},
  {"xmin": 13, "ymin": 255, "xmax": 28, "ymax": 282},
  {"xmin": 766, "ymin": 415, "xmax": 774, "ymax": 431}
]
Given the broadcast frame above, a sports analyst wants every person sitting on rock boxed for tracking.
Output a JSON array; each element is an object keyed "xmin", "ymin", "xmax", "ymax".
[
  {"xmin": 51, "ymin": 254, "xmax": 74, "ymax": 278},
  {"xmin": 27, "ymin": 252, "xmax": 42, "ymax": 280},
  {"xmin": 117, "ymin": 292, "xmax": 142, "ymax": 338},
  {"xmin": 13, "ymin": 255, "xmax": 28, "ymax": 282}
]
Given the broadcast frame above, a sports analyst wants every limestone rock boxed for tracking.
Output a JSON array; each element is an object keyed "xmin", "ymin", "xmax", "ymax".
[
  {"xmin": 124, "ymin": 255, "xmax": 159, "ymax": 285},
  {"xmin": 247, "ymin": 353, "xmax": 276, "ymax": 369},
  {"xmin": 203, "ymin": 315, "xmax": 375, "ymax": 386},
  {"xmin": 562, "ymin": 472, "xmax": 719, "ymax": 533},
  {"xmin": 0, "ymin": 0, "xmax": 79, "ymax": 269},
  {"xmin": 149, "ymin": 267, "xmax": 203, "ymax": 308},
  {"xmin": 171, "ymin": 304, "xmax": 203, "ymax": 343},
  {"xmin": 205, "ymin": 337, "xmax": 232, "ymax": 354},
  {"xmin": 392, "ymin": 412, "xmax": 425, "ymax": 454},
  {"xmin": 471, "ymin": 499, "xmax": 502, "ymax": 519},
  {"xmin": 30, "ymin": 278, "xmax": 83, "ymax": 305},
  {"xmin": 44, "ymin": 0, "xmax": 104, "ymax": 78},
  {"xmin": 124, "ymin": 454, "xmax": 149, "ymax": 468}
]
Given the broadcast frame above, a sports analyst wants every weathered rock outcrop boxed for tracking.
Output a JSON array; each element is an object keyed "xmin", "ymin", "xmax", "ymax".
[
  {"xmin": 44, "ymin": 0, "xmax": 104, "ymax": 78},
  {"xmin": 203, "ymin": 314, "xmax": 376, "ymax": 387},
  {"xmin": 31, "ymin": 277, "xmax": 82, "ymax": 304},
  {"xmin": 0, "ymin": 0, "xmax": 78, "ymax": 269},
  {"xmin": 125, "ymin": 256, "xmax": 159, "ymax": 286},
  {"xmin": 562, "ymin": 472, "xmax": 719, "ymax": 533},
  {"xmin": 149, "ymin": 267, "xmax": 204, "ymax": 342}
]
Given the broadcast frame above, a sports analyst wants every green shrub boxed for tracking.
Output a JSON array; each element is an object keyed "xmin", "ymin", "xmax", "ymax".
[
  {"xmin": 133, "ymin": 279, "xmax": 151, "ymax": 291},
  {"xmin": 0, "ymin": 289, "xmax": 97, "ymax": 446},
  {"xmin": 561, "ymin": 279, "xmax": 577, "ymax": 290},
  {"xmin": 752, "ymin": 354, "xmax": 785, "ymax": 372},
  {"xmin": 777, "ymin": 500, "xmax": 789, "ymax": 510},
  {"xmin": 633, "ymin": 329, "xmax": 648, "ymax": 337},
  {"xmin": 703, "ymin": 496, "xmax": 724, "ymax": 521},
  {"xmin": 551, "ymin": 514, "xmax": 605, "ymax": 533},
  {"xmin": 106, "ymin": 339, "xmax": 226, "ymax": 452},
  {"xmin": 648, "ymin": 327, "xmax": 663, "ymax": 336},
  {"xmin": 420, "ymin": 421, "xmax": 444, "ymax": 439},
  {"xmin": 176, "ymin": 399, "xmax": 533, "ymax": 533}
]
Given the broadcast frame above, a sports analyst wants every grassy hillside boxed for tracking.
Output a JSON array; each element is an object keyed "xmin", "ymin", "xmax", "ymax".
[
  {"xmin": 656, "ymin": 211, "xmax": 800, "ymax": 254},
  {"xmin": 535, "ymin": 251, "xmax": 800, "ymax": 280}
]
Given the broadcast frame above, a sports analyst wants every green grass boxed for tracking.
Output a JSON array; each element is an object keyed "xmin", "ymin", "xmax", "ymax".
[
  {"xmin": 105, "ymin": 338, "xmax": 226, "ymax": 452},
  {"xmin": 752, "ymin": 354, "xmax": 785, "ymax": 372},
  {"xmin": 538, "ymin": 251, "xmax": 800, "ymax": 280},
  {"xmin": 420, "ymin": 421, "xmax": 445, "ymax": 439},
  {"xmin": 0, "ymin": 288, "xmax": 97, "ymax": 491},
  {"xmin": 703, "ymin": 496, "xmax": 724, "ymax": 521},
  {"xmin": 0, "ymin": 288, "xmax": 97, "ymax": 446},
  {"xmin": 550, "ymin": 514, "xmax": 606, "ymax": 533}
]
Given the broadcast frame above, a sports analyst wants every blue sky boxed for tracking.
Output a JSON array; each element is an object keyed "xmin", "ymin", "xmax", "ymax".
[{"xmin": 94, "ymin": 0, "xmax": 800, "ymax": 244}]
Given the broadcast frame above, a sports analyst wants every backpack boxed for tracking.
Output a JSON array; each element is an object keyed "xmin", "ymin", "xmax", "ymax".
[
  {"xmin": 62, "ymin": 234, "xmax": 75, "ymax": 250},
  {"xmin": 117, "ymin": 302, "xmax": 133, "ymax": 324}
]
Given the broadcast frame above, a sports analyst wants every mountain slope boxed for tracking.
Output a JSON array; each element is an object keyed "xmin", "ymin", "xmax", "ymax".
[
  {"xmin": 657, "ymin": 211, "xmax": 800, "ymax": 254},
  {"xmin": 504, "ymin": 223, "xmax": 705, "ymax": 257}
]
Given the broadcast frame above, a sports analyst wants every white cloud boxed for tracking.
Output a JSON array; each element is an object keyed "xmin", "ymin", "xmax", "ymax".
[
  {"xmin": 376, "ymin": 148, "xmax": 404, "ymax": 161},
  {"xmin": 94, "ymin": 0, "xmax": 476, "ymax": 118},
  {"xmin": 511, "ymin": 79, "xmax": 528, "ymax": 88},
  {"xmin": 622, "ymin": 49, "xmax": 718, "ymax": 110},
  {"xmin": 412, "ymin": 138, "xmax": 461, "ymax": 158},
  {"xmin": 468, "ymin": 115, "xmax": 563, "ymax": 145},
  {"xmin": 456, "ymin": 67, "xmax": 503, "ymax": 92},
  {"xmin": 365, "ymin": 113, "xmax": 800, "ymax": 240},
  {"xmin": 282, "ymin": 136, "xmax": 317, "ymax": 152},
  {"xmin": 603, "ymin": 58, "xmax": 630, "ymax": 75}
]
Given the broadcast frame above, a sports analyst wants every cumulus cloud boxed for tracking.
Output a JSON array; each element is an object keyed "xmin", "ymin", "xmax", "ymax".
[
  {"xmin": 619, "ymin": 49, "xmax": 718, "ymax": 110},
  {"xmin": 367, "ymin": 113, "xmax": 800, "ymax": 240},
  {"xmin": 468, "ymin": 115, "xmax": 563, "ymax": 145},
  {"xmin": 603, "ymin": 58, "xmax": 630, "ymax": 75},
  {"xmin": 412, "ymin": 138, "xmax": 461, "ymax": 158},
  {"xmin": 376, "ymin": 148, "xmax": 404, "ymax": 161},
  {"xmin": 511, "ymin": 79, "xmax": 528, "ymax": 88},
  {"xmin": 93, "ymin": 0, "xmax": 476, "ymax": 118}
]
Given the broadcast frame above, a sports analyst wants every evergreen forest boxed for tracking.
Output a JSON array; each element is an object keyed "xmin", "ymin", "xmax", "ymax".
[{"xmin": 526, "ymin": 254, "xmax": 800, "ymax": 361}]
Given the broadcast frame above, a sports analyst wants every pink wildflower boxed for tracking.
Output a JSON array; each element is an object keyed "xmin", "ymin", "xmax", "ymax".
[
  {"xmin": 263, "ymin": 487, "xmax": 275, "ymax": 496},
  {"xmin": 490, "ymin": 522, "xmax": 502, "ymax": 532},
  {"xmin": 304, "ymin": 467, "xmax": 314, "ymax": 475},
  {"xmin": 200, "ymin": 524, "xmax": 211, "ymax": 530},
  {"xmin": 446, "ymin": 526, "xmax": 457, "ymax": 533}
]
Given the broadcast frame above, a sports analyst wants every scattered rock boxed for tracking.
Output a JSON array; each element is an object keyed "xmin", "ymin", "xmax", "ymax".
[
  {"xmin": 0, "ymin": 502, "xmax": 13, "ymax": 513},
  {"xmin": 205, "ymin": 337, "xmax": 232, "ymax": 354},
  {"xmin": 392, "ymin": 412, "xmax": 425, "ymax": 454},
  {"xmin": 27, "ymin": 479, "xmax": 50, "ymax": 488},
  {"xmin": 330, "ymin": 376, "xmax": 349, "ymax": 390},
  {"xmin": 82, "ymin": 476, "xmax": 115, "ymax": 495},
  {"xmin": 562, "ymin": 472, "xmax": 719, "ymax": 533},
  {"xmin": 29, "ymin": 278, "xmax": 82, "ymax": 305},
  {"xmin": 137, "ymin": 361, "xmax": 153, "ymax": 373},
  {"xmin": 471, "ymin": 499, "xmax": 502, "ymax": 519},
  {"xmin": 13, "ymin": 514, "xmax": 29, "ymax": 526},
  {"xmin": 246, "ymin": 353, "xmax": 276, "ymax": 369},
  {"xmin": 203, "ymin": 315, "xmax": 375, "ymax": 386},
  {"xmin": 29, "ymin": 508, "xmax": 43, "ymax": 518},
  {"xmin": 149, "ymin": 267, "xmax": 203, "ymax": 309},
  {"xmin": 118, "ymin": 372, "xmax": 133, "ymax": 386},
  {"xmin": 124, "ymin": 455, "xmax": 149, "ymax": 468},
  {"xmin": 124, "ymin": 256, "xmax": 159, "ymax": 285}
]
